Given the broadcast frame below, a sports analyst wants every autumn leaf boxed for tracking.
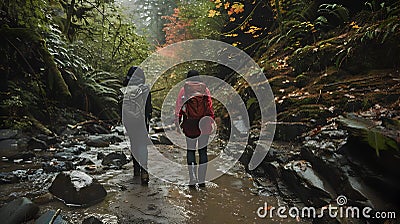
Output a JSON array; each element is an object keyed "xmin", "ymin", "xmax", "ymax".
[
  {"xmin": 229, "ymin": 17, "xmax": 236, "ymax": 22},
  {"xmin": 232, "ymin": 42, "xmax": 241, "ymax": 46},
  {"xmin": 208, "ymin": 9, "xmax": 220, "ymax": 17},
  {"xmin": 214, "ymin": 0, "xmax": 221, "ymax": 3},
  {"xmin": 224, "ymin": 33, "xmax": 238, "ymax": 37},
  {"xmin": 231, "ymin": 3, "xmax": 245, "ymax": 14},
  {"xmin": 224, "ymin": 2, "xmax": 230, "ymax": 10},
  {"xmin": 350, "ymin": 21, "xmax": 360, "ymax": 29}
]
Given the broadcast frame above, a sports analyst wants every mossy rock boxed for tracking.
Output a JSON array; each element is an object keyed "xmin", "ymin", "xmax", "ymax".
[{"xmin": 338, "ymin": 114, "xmax": 400, "ymax": 156}]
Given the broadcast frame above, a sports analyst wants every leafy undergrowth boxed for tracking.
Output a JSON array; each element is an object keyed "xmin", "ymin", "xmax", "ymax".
[{"xmin": 252, "ymin": 3, "xmax": 400, "ymax": 130}]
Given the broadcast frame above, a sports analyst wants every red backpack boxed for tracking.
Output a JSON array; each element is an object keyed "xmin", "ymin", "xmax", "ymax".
[{"xmin": 183, "ymin": 81, "xmax": 209, "ymax": 119}]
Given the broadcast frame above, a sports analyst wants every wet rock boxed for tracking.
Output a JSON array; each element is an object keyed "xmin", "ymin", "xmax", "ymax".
[
  {"xmin": 274, "ymin": 122, "xmax": 310, "ymax": 142},
  {"xmin": 76, "ymin": 158, "xmax": 95, "ymax": 166},
  {"xmin": 42, "ymin": 160, "xmax": 74, "ymax": 173},
  {"xmin": 339, "ymin": 142, "xmax": 400, "ymax": 206},
  {"xmin": 35, "ymin": 210, "xmax": 69, "ymax": 224},
  {"xmin": 299, "ymin": 123, "xmax": 376, "ymax": 202},
  {"xmin": 27, "ymin": 137, "xmax": 48, "ymax": 150},
  {"xmin": 64, "ymin": 145, "xmax": 86, "ymax": 155},
  {"xmin": 35, "ymin": 134, "xmax": 59, "ymax": 146},
  {"xmin": 49, "ymin": 171, "xmax": 107, "ymax": 207},
  {"xmin": 0, "ymin": 197, "xmax": 39, "ymax": 224},
  {"xmin": 0, "ymin": 129, "xmax": 18, "ymax": 140},
  {"xmin": 263, "ymin": 161, "xmax": 280, "ymax": 180},
  {"xmin": 97, "ymin": 152, "xmax": 105, "ymax": 160},
  {"xmin": 32, "ymin": 193, "xmax": 55, "ymax": 205},
  {"xmin": 301, "ymin": 146, "xmax": 369, "ymax": 201},
  {"xmin": 54, "ymin": 152, "xmax": 76, "ymax": 161},
  {"xmin": 0, "ymin": 172, "xmax": 19, "ymax": 184},
  {"xmin": 281, "ymin": 160, "xmax": 334, "ymax": 207},
  {"xmin": 150, "ymin": 134, "xmax": 161, "ymax": 144},
  {"xmin": 85, "ymin": 137, "xmax": 110, "ymax": 148},
  {"xmin": 88, "ymin": 134, "xmax": 124, "ymax": 145},
  {"xmin": 151, "ymin": 120, "xmax": 175, "ymax": 133},
  {"xmin": 0, "ymin": 139, "xmax": 18, "ymax": 157},
  {"xmin": 338, "ymin": 114, "xmax": 399, "ymax": 153},
  {"xmin": 160, "ymin": 135, "xmax": 173, "ymax": 145},
  {"xmin": 7, "ymin": 152, "xmax": 36, "ymax": 162},
  {"xmin": 150, "ymin": 133, "xmax": 172, "ymax": 145},
  {"xmin": 111, "ymin": 126, "xmax": 125, "ymax": 135},
  {"xmin": 84, "ymin": 123, "xmax": 110, "ymax": 135},
  {"xmin": 101, "ymin": 152, "xmax": 128, "ymax": 168},
  {"xmin": 82, "ymin": 216, "xmax": 103, "ymax": 224}
]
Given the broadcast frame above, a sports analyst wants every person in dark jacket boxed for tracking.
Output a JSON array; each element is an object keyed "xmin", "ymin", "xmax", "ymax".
[
  {"xmin": 122, "ymin": 66, "xmax": 152, "ymax": 185},
  {"xmin": 175, "ymin": 70, "xmax": 214, "ymax": 187}
]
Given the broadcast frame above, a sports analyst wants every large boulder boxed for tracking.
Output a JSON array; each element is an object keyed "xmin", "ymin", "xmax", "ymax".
[
  {"xmin": 0, "ymin": 197, "xmax": 39, "ymax": 224},
  {"xmin": 49, "ymin": 171, "xmax": 107, "ymax": 207},
  {"xmin": 281, "ymin": 160, "xmax": 334, "ymax": 207}
]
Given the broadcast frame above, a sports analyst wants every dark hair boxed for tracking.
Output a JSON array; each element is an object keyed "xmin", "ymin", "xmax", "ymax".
[
  {"xmin": 124, "ymin": 66, "xmax": 145, "ymax": 86},
  {"xmin": 186, "ymin": 70, "xmax": 200, "ymax": 81}
]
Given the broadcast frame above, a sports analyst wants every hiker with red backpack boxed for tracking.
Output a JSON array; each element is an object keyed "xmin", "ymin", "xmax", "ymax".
[
  {"xmin": 175, "ymin": 70, "xmax": 215, "ymax": 187},
  {"xmin": 122, "ymin": 66, "xmax": 152, "ymax": 185}
]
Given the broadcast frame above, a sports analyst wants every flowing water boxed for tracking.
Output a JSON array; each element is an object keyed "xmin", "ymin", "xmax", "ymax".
[{"xmin": 0, "ymin": 131, "xmax": 311, "ymax": 223}]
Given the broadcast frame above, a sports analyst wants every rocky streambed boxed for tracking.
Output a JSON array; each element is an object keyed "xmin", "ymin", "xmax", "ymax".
[{"xmin": 0, "ymin": 110, "xmax": 399, "ymax": 224}]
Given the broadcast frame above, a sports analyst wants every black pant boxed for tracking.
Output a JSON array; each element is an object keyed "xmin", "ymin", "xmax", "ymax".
[{"xmin": 186, "ymin": 135, "xmax": 209, "ymax": 184}]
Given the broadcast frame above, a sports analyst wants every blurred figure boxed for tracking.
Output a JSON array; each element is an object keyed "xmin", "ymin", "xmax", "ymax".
[{"xmin": 122, "ymin": 66, "xmax": 152, "ymax": 185}]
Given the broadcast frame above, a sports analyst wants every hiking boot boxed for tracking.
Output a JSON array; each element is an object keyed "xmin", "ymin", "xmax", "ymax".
[
  {"xmin": 188, "ymin": 162, "xmax": 198, "ymax": 187},
  {"xmin": 133, "ymin": 156, "xmax": 141, "ymax": 177},
  {"xmin": 198, "ymin": 183, "xmax": 206, "ymax": 188},
  {"xmin": 134, "ymin": 167, "xmax": 140, "ymax": 177},
  {"xmin": 140, "ymin": 170, "xmax": 149, "ymax": 185}
]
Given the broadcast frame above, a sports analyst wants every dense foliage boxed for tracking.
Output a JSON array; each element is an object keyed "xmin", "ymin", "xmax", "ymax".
[
  {"xmin": 0, "ymin": 0, "xmax": 150, "ymax": 131},
  {"xmin": 1, "ymin": 0, "xmax": 399, "ymax": 133}
]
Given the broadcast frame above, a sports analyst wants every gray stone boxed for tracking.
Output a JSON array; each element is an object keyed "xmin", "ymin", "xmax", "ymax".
[
  {"xmin": 101, "ymin": 152, "xmax": 128, "ymax": 167},
  {"xmin": 0, "ymin": 197, "xmax": 39, "ymax": 224},
  {"xmin": 0, "ymin": 139, "xmax": 18, "ymax": 157},
  {"xmin": 35, "ymin": 210, "xmax": 69, "ymax": 224},
  {"xmin": 150, "ymin": 133, "xmax": 172, "ymax": 145},
  {"xmin": 301, "ymin": 146, "xmax": 370, "ymax": 201},
  {"xmin": 82, "ymin": 216, "xmax": 103, "ymax": 224},
  {"xmin": 0, "ymin": 172, "xmax": 19, "ymax": 184},
  {"xmin": 282, "ymin": 160, "xmax": 334, "ymax": 207},
  {"xmin": 49, "ymin": 171, "xmax": 107, "ymax": 207},
  {"xmin": 85, "ymin": 137, "xmax": 109, "ymax": 148},
  {"xmin": 27, "ymin": 137, "xmax": 48, "ymax": 150},
  {"xmin": 0, "ymin": 129, "xmax": 18, "ymax": 140},
  {"xmin": 42, "ymin": 160, "xmax": 74, "ymax": 173}
]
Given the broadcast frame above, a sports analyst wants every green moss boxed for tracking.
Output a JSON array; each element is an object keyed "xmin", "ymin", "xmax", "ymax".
[{"xmin": 0, "ymin": 25, "xmax": 71, "ymax": 98}]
